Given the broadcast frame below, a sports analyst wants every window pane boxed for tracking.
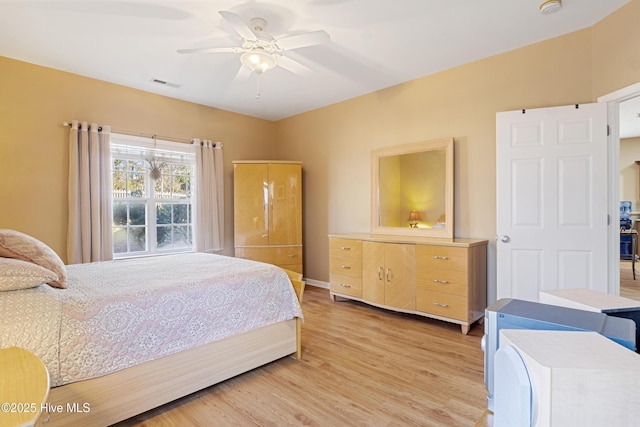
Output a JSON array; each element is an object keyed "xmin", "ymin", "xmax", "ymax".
[
  {"xmin": 173, "ymin": 165, "xmax": 190, "ymax": 175},
  {"xmin": 113, "ymin": 171, "xmax": 127, "ymax": 192},
  {"xmin": 156, "ymin": 225, "xmax": 171, "ymax": 249},
  {"xmin": 172, "ymin": 176, "xmax": 186, "ymax": 198},
  {"xmin": 113, "ymin": 159, "xmax": 127, "ymax": 172},
  {"xmin": 155, "ymin": 174, "xmax": 171, "ymax": 196},
  {"xmin": 156, "ymin": 203, "xmax": 171, "ymax": 225},
  {"xmin": 113, "ymin": 202, "xmax": 128, "ymax": 226},
  {"xmin": 159, "ymin": 162, "xmax": 171, "ymax": 175},
  {"xmin": 129, "ymin": 227, "xmax": 146, "ymax": 252},
  {"xmin": 173, "ymin": 175, "xmax": 191, "ymax": 198},
  {"xmin": 128, "ymin": 160, "xmax": 146, "ymax": 197},
  {"xmin": 173, "ymin": 204, "xmax": 189, "ymax": 224},
  {"xmin": 182, "ymin": 177, "xmax": 192, "ymax": 197},
  {"xmin": 129, "ymin": 159, "xmax": 145, "ymax": 173},
  {"xmin": 113, "ymin": 228, "xmax": 127, "ymax": 253},
  {"xmin": 129, "ymin": 202, "xmax": 146, "ymax": 225},
  {"xmin": 173, "ymin": 225, "xmax": 191, "ymax": 248}
]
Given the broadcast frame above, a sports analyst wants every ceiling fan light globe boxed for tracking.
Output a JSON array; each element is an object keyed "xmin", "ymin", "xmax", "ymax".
[{"xmin": 241, "ymin": 50, "xmax": 276, "ymax": 73}]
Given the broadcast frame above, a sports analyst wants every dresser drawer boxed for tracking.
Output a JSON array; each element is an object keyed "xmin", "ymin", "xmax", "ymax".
[
  {"xmin": 330, "ymin": 274, "xmax": 362, "ymax": 298},
  {"xmin": 330, "ymin": 256, "xmax": 362, "ymax": 279},
  {"xmin": 235, "ymin": 247, "xmax": 302, "ymax": 263},
  {"xmin": 416, "ymin": 269, "xmax": 468, "ymax": 296},
  {"xmin": 417, "ymin": 245, "xmax": 468, "ymax": 272},
  {"xmin": 235, "ymin": 247, "xmax": 277, "ymax": 264},
  {"xmin": 416, "ymin": 289, "xmax": 468, "ymax": 321},
  {"xmin": 330, "ymin": 238, "xmax": 362, "ymax": 260},
  {"xmin": 276, "ymin": 246, "xmax": 303, "ymax": 264}
]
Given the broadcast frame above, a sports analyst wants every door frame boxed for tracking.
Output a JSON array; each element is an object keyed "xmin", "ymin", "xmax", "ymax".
[{"xmin": 599, "ymin": 81, "xmax": 640, "ymax": 295}]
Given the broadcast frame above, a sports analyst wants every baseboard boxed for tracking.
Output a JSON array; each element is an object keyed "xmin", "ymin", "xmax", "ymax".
[{"xmin": 304, "ymin": 278, "xmax": 329, "ymax": 289}]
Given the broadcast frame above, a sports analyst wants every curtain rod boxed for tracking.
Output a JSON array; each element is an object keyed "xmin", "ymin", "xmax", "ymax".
[{"xmin": 62, "ymin": 121, "xmax": 221, "ymax": 146}]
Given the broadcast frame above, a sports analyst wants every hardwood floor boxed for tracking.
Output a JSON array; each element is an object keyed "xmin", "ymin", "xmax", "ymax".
[
  {"xmin": 114, "ymin": 286, "xmax": 488, "ymax": 427},
  {"xmin": 621, "ymin": 260, "xmax": 640, "ymax": 300},
  {"xmin": 114, "ymin": 268, "xmax": 640, "ymax": 427}
]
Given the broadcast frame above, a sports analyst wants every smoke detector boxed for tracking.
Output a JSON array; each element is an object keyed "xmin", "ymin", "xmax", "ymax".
[{"xmin": 539, "ymin": 0, "xmax": 562, "ymax": 14}]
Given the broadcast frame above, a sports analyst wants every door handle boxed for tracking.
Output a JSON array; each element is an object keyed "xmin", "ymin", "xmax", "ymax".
[{"xmin": 497, "ymin": 235, "xmax": 511, "ymax": 243}]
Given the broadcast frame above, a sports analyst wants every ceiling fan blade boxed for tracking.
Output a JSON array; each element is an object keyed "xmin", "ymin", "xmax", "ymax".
[
  {"xmin": 277, "ymin": 30, "xmax": 330, "ymax": 51},
  {"xmin": 177, "ymin": 46, "xmax": 237, "ymax": 54},
  {"xmin": 234, "ymin": 64, "xmax": 253, "ymax": 82},
  {"xmin": 276, "ymin": 55, "xmax": 313, "ymax": 76},
  {"xmin": 219, "ymin": 10, "xmax": 257, "ymax": 41}
]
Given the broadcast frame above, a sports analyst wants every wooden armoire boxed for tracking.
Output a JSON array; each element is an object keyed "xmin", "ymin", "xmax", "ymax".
[{"xmin": 233, "ymin": 161, "xmax": 303, "ymax": 274}]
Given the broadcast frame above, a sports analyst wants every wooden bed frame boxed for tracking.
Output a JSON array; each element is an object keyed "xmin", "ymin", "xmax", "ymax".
[{"xmin": 37, "ymin": 319, "xmax": 298, "ymax": 426}]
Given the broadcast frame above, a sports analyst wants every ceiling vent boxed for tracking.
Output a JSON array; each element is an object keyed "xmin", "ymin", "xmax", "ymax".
[{"xmin": 151, "ymin": 78, "xmax": 181, "ymax": 88}]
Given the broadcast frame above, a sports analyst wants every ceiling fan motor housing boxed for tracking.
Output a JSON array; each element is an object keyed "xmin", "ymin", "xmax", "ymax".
[{"xmin": 539, "ymin": 0, "xmax": 562, "ymax": 14}]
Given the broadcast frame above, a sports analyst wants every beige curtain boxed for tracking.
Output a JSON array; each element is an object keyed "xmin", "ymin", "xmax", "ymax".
[
  {"xmin": 194, "ymin": 139, "xmax": 224, "ymax": 252},
  {"xmin": 67, "ymin": 120, "xmax": 113, "ymax": 264}
]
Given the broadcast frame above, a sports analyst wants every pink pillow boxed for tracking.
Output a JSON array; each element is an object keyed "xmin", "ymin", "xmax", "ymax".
[
  {"xmin": 0, "ymin": 258, "xmax": 59, "ymax": 291},
  {"xmin": 0, "ymin": 229, "xmax": 67, "ymax": 289}
]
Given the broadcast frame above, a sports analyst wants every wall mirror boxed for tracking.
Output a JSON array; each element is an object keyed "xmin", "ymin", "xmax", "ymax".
[{"xmin": 371, "ymin": 137, "xmax": 454, "ymax": 238}]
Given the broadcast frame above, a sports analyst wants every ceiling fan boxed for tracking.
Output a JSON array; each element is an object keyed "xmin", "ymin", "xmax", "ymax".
[{"xmin": 178, "ymin": 11, "xmax": 330, "ymax": 79}]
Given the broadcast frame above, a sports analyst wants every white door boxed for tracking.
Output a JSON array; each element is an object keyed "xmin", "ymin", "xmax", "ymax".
[{"xmin": 496, "ymin": 103, "xmax": 609, "ymax": 301}]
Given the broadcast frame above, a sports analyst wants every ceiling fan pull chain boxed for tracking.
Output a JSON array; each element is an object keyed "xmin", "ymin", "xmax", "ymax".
[{"xmin": 256, "ymin": 74, "xmax": 261, "ymax": 100}]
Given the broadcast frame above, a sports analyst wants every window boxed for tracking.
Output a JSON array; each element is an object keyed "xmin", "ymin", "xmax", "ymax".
[{"xmin": 111, "ymin": 134, "xmax": 195, "ymax": 258}]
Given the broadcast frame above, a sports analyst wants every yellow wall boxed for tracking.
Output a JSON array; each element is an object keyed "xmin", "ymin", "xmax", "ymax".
[
  {"xmin": 0, "ymin": 56, "xmax": 276, "ymax": 261},
  {"xmin": 1, "ymin": 0, "xmax": 639, "ymax": 302},
  {"xmin": 275, "ymin": 29, "xmax": 593, "ymax": 294},
  {"xmin": 275, "ymin": 0, "xmax": 640, "ymax": 301},
  {"xmin": 591, "ymin": 0, "xmax": 640, "ymax": 99}
]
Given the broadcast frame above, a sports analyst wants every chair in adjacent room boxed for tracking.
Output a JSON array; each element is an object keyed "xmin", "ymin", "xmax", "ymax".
[{"xmin": 620, "ymin": 217, "xmax": 637, "ymax": 280}]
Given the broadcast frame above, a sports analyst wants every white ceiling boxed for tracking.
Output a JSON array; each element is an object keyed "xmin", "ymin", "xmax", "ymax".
[{"xmin": 0, "ymin": 0, "xmax": 632, "ymax": 122}]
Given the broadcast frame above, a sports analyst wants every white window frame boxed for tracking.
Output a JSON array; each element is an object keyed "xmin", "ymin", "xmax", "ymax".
[{"xmin": 110, "ymin": 133, "xmax": 196, "ymax": 258}]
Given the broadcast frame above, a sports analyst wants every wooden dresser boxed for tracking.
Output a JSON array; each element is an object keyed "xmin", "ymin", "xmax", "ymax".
[
  {"xmin": 329, "ymin": 233, "xmax": 488, "ymax": 334},
  {"xmin": 233, "ymin": 161, "xmax": 303, "ymax": 274}
]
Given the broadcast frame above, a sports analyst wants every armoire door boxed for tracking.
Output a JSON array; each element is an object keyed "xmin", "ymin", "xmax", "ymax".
[
  {"xmin": 268, "ymin": 163, "xmax": 302, "ymax": 245},
  {"xmin": 233, "ymin": 163, "xmax": 269, "ymax": 246}
]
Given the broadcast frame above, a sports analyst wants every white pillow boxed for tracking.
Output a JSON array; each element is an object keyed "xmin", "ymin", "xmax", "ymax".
[
  {"xmin": 0, "ymin": 229, "xmax": 67, "ymax": 288},
  {"xmin": 0, "ymin": 257, "xmax": 59, "ymax": 291}
]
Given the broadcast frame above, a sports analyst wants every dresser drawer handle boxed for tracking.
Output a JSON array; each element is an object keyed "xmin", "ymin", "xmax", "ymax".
[
  {"xmin": 340, "ymin": 246, "xmax": 351, "ymax": 251},
  {"xmin": 287, "ymin": 254, "xmax": 298, "ymax": 258},
  {"xmin": 432, "ymin": 256, "xmax": 448, "ymax": 260},
  {"xmin": 339, "ymin": 283, "xmax": 352, "ymax": 288},
  {"xmin": 432, "ymin": 302, "xmax": 449, "ymax": 307},
  {"xmin": 340, "ymin": 265, "xmax": 351, "ymax": 269},
  {"xmin": 432, "ymin": 279, "xmax": 449, "ymax": 284}
]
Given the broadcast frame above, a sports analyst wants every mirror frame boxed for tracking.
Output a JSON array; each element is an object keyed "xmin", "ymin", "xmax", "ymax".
[{"xmin": 371, "ymin": 137, "xmax": 454, "ymax": 239}]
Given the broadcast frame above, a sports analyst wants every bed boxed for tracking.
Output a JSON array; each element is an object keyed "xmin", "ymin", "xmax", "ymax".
[{"xmin": 0, "ymin": 230, "xmax": 303, "ymax": 426}]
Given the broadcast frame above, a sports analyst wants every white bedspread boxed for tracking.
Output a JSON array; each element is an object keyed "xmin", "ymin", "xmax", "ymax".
[{"xmin": 0, "ymin": 253, "xmax": 302, "ymax": 387}]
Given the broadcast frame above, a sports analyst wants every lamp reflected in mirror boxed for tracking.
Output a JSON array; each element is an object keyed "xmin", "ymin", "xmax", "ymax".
[{"xmin": 407, "ymin": 210, "xmax": 422, "ymax": 228}]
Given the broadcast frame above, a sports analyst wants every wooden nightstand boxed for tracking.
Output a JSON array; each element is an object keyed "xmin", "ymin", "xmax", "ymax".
[{"xmin": 0, "ymin": 347, "xmax": 49, "ymax": 427}]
